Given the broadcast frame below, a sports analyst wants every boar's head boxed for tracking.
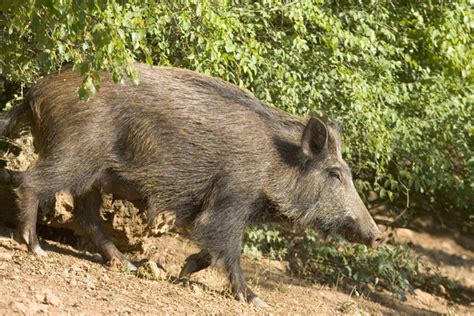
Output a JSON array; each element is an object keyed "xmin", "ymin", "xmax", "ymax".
[{"xmin": 276, "ymin": 117, "xmax": 382, "ymax": 248}]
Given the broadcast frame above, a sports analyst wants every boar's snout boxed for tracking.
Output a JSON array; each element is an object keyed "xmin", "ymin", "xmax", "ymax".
[
  {"xmin": 342, "ymin": 213, "xmax": 382, "ymax": 249},
  {"xmin": 368, "ymin": 228, "xmax": 383, "ymax": 249},
  {"xmin": 343, "ymin": 197, "xmax": 383, "ymax": 249},
  {"xmin": 359, "ymin": 214, "xmax": 383, "ymax": 249},
  {"xmin": 370, "ymin": 231, "xmax": 383, "ymax": 249}
]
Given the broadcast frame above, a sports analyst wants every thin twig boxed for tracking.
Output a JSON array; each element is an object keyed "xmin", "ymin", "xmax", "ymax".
[{"xmin": 392, "ymin": 179, "xmax": 410, "ymax": 222}]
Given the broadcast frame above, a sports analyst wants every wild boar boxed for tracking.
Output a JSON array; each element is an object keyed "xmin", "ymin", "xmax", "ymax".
[{"xmin": 1, "ymin": 64, "xmax": 381, "ymax": 307}]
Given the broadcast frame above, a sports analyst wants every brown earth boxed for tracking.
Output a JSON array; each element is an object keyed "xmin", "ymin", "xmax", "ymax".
[{"xmin": 0, "ymin": 222, "xmax": 473, "ymax": 315}]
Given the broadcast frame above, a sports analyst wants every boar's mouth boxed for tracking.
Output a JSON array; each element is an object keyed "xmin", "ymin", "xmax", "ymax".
[
  {"xmin": 338, "ymin": 224, "xmax": 372, "ymax": 246},
  {"xmin": 316, "ymin": 218, "xmax": 372, "ymax": 247}
]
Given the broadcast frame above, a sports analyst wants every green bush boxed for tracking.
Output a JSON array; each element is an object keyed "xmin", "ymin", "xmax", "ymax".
[
  {"xmin": 244, "ymin": 225, "xmax": 289, "ymax": 260},
  {"xmin": 2, "ymin": 1, "xmax": 471, "ymax": 222},
  {"xmin": 244, "ymin": 227, "xmax": 456, "ymax": 299}
]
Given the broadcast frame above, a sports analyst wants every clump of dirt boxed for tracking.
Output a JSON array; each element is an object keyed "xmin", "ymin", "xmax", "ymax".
[
  {"xmin": 136, "ymin": 260, "xmax": 167, "ymax": 281},
  {"xmin": 1, "ymin": 134, "xmax": 37, "ymax": 171}
]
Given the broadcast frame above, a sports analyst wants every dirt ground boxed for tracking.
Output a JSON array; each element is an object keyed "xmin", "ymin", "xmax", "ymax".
[{"xmin": 0, "ymin": 223, "xmax": 473, "ymax": 315}]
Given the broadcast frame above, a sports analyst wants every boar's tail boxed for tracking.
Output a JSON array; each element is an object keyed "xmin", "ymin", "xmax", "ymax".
[{"xmin": 0, "ymin": 99, "xmax": 32, "ymax": 139}]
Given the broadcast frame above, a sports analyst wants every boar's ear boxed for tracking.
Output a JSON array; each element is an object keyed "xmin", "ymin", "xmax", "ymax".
[
  {"xmin": 301, "ymin": 117, "xmax": 328, "ymax": 158},
  {"xmin": 327, "ymin": 120, "xmax": 343, "ymax": 158}
]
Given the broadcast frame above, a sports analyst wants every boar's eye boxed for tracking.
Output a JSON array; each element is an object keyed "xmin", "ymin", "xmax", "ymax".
[{"xmin": 329, "ymin": 169, "xmax": 342, "ymax": 182}]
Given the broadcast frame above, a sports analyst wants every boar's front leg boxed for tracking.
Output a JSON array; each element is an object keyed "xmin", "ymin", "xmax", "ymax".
[
  {"xmin": 195, "ymin": 191, "xmax": 269, "ymax": 308},
  {"xmin": 73, "ymin": 188, "xmax": 137, "ymax": 271},
  {"xmin": 225, "ymin": 254, "xmax": 269, "ymax": 308}
]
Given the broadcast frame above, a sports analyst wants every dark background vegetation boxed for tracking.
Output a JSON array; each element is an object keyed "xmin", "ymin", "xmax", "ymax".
[{"xmin": 1, "ymin": 0, "xmax": 472, "ymax": 299}]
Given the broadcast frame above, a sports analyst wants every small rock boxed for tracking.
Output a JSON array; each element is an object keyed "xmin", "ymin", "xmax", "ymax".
[
  {"xmin": 86, "ymin": 281, "xmax": 96, "ymax": 290},
  {"xmin": 460, "ymin": 276, "xmax": 474, "ymax": 288},
  {"xmin": 11, "ymin": 301, "xmax": 47, "ymax": 314},
  {"xmin": 438, "ymin": 284, "xmax": 446, "ymax": 295},
  {"xmin": 191, "ymin": 283, "xmax": 203, "ymax": 296},
  {"xmin": 136, "ymin": 261, "xmax": 167, "ymax": 280},
  {"xmin": 44, "ymin": 292, "xmax": 62, "ymax": 307},
  {"xmin": 35, "ymin": 293, "xmax": 44, "ymax": 302},
  {"xmin": 413, "ymin": 288, "xmax": 436, "ymax": 307},
  {"xmin": 9, "ymin": 301, "xmax": 28, "ymax": 314},
  {"xmin": 0, "ymin": 251, "xmax": 13, "ymax": 261}
]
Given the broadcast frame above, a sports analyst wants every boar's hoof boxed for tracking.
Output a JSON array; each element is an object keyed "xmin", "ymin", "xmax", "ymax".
[
  {"xmin": 237, "ymin": 293, "xmax": 246, "ymax": 303},
  {"xmin": 15, "ymin": 230, "xmax": 47, "ymax": 257},
  {"xmin": 237, "ymin": 293, "xmax": 269, "ymax": 308},
  {"xmin": 31, "ymin": 245, "xmax": 48, "ymax": 257},
  {"xmin": 251, "ymin": 297, "xmax": 269, "ymax": 308},
  {"xmin": 125, "ymin": 260, "xmax": 138, "ymax": 272},
  {"xmin": 107, "ymin": 257, "xmax": 137, "ymax": 272}
]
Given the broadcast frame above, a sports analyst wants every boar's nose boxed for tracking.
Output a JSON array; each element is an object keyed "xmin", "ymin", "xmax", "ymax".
[{"xmin": 370, "ymin": 232, "xmax": 383, "ymax": 249}]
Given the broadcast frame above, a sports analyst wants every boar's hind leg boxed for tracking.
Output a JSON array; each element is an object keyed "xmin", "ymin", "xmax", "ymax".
[
  {"xmin": 74, "ymin": 188, "xmax": 137, "ymax": 271},
  {"xmin": 16, "ymin": 182, "xmax": 46, "ymax": 256},
  {"xmin": 179, "ymin": 249, "xmax": 212, "ymax": 278}
]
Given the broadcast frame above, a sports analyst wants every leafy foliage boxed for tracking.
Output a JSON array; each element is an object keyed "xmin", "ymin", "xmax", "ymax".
[
  {"xmin": 1, "ymin": 1, "xmax": 471, "ymax": 222},
  {"xmin": 244, "ymin": 225, "xmax": 288, "ymax": 260},
  {"xmin": 244, "ymin": 227, "xmax": 457, "ymax": 299}
]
